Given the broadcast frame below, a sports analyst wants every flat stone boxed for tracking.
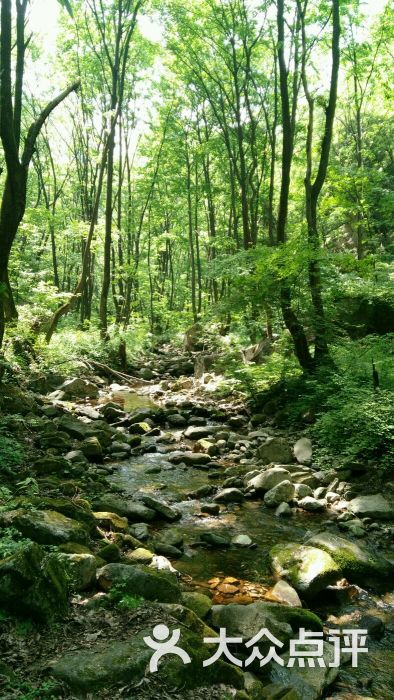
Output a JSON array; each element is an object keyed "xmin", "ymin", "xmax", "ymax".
[
  {"xmin": 97, "ymin": 563, "xmax": 181, "ymax": 603},
  {"xmin": 349, "ymin": 494, "xmax": 394, "ymax": 520}
]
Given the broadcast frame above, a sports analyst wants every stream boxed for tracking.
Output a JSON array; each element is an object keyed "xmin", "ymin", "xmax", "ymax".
[{"xmin": 108, "ymin": 390, "xmax": 394, "ymax": 699}]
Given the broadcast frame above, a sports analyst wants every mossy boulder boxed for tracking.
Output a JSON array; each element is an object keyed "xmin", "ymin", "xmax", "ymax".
[
  {"xmin": 58, "ymin": 553, "xmax": 97, "ymax": 591},
  {"xmin": 0, "ymin": 542, "xmax": 68, "ymax": 621},
  {"xmin": 92, "ymin": 495, "xmax": 156, "ymax": 522},
  {"xmin": 81, "ymin": 437, "xmax": 103, "ymax": 462},
  {"xmin": 0, "ymin": 509, "xmax": 90, "ymax": 545},
  {"xmin": 181, "ymin": 591, "xmax": 212, "ymax": 619},
  {"xmin": 269, "ymin": 543, "xmax": 341, "ymax": 596},
  {"xmin": 306, "ymin": 531, "xmax": 394, "ymax": 588},
  {"xmin": 269, "ymin": 641, "xmax": 339, "ymax": 700},
  {"xmin": 97, "ymin": 543, "xmax": 121, "ymax": 562},
  {"xmin": 97, "ymin": 563, "xmax": 181, "ymax": 603},
  {"xmin": 93, "ymin": 511, "xmax": 128, "ymax": 532},
  {"xmin": 14, "ymin": 496, "xmax": 96, "ymax": 532},
  {"xmin": 32, "ymin": 456, "xmax": 71, "ymax": 476}
]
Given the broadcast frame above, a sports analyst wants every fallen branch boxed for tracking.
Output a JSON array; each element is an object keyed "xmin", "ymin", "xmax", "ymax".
[{"xmin": 81, "ymin": 358, "xmax": 152, "ymax": 385}]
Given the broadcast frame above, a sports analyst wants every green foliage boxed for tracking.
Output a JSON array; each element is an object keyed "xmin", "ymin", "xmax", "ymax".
[
  {"xmin": 108, "ymin": 583, "xmax": 144, "ymax": 610},
  {"xmin": 0, "ymin": 529, "xmax": 32, "ymax": 559},
  {"xmin": 16, "ymin": 478, "xmax": 40, "ymax": 497},
  {"xmin": 0, "ymin": 433, "xmax": 24, "ymax": 474}
]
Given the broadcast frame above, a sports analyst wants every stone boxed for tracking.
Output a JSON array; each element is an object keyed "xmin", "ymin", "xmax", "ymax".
[
  {"xmin": 214, "ymin": 488, "xmax": 245, "ymax": 503},
  {"xmin": 306, "ymin": 531, "xmax": 394, "ymax": 586},
  {"xmin": 167, "ymin": 413, "xmax": 188, "ymax": 427},
  {"xmin": 157, "ymin": 529, "xmax": 184, "ymax": 549},
  {"xmin": 269, "ymin": 543, "xmax": 340, "ymax": 596},
  {"xmin": 184, "ymin": 426, "xmax": 211, "ymax": 440},
  {"xmin": 0, "ymin": 542, "xmax": 68, "ymax": 622},
  {"xmin": 270, "ymin": 641, "xmax": 339, "ymax": 700},
  {"xmin": 349, "ymin": 494, "xmax": 394, "ymax": 520},
  {"xmin": 231, "ymin": 534, "xmax": 253, "ymax": 547},
  {"xmin": 275, "ymin": 502, "xmax": 293, "ymax": 518},
  {"xmin": 200, "ymin": 532, "xmax": 231, "ymax": 547},
  {"xmin": 0, "ymin": 509, "xmax": 89, "ymax": 545},
  {"xmin": 129, "ymin": 421, "xmax": 151, "ymax": 435},
  {"xmin": 81, "ymin": 436, "xmax": 103, "ymax": 462},
  {"xmin": 33, "ymin": 456, "xmax": 71, "ymax": 475},
  {"xmin": 97, "ymin": 563, "xmax": 181, "ymax": 603},
  {"xmin": 97, "ymin": 543, "xmax": 121, "ymax": 562},
  {"xmin": 126, "ymin": 547, "xmax": 154, "ymax": 564},
  {"xmin": 294, "ymin": 483, "xmax": 313, "ymax": 499},
  {"xmin": 293, "ymin": 437, "xmax": 312, "ymax": 464},
  {"xmin": 298, "ymin": 496, "xmax": 326, "ymax": 512},
  {"xmin": 93, "ymin": 496, "xmax": 156, "ymax": 523},
  {"xmin": 93, "ymin": 512, "xmax": 128, "ymax": 532},
  {"xmin": 154, "ymin": 543, "xmax": 183, "ymax": 558},
  {"xmin": 169, "ymin": 451, "xmax": 212, "ymax": 467},
  {"xmin": 65, "ymin": 450, "xmax": 88, "ymax": 465},
  {"xmin": 247, "ymin": 467, "xmax": 291, "ymax": 493},
  {"xmin": 58, "ymin": 553, "xmax": 97, "ymax": 591},
  {"xmin": 57, "ymin": 414, "xmax": 87, "ymax": 439},
  {"xmin": 210, "ymin": 602, "xmax": 293, "ymax": 644},
  {"xmin": 181, "ymin": 592, "xmax": 212, "ymax": 619},
  {"xmin": 257, "ymin": 437, "xmax": 293, "ymax": 465},
  {"xmin": 201, "ymin": 503, "xmax": 220, "ymax": 516},
  {"xmin": 129, "ymin": 523, "xmax": 149, "ymax": 540},
  {"xmin": 58, "ymin": 377, "xmax": 99, "ymax": 399},
  {"xmin": 269, "ymin": 580, "xmax": 302, "ymax": 607},
  {"xmin": 264, "ymin": 481, "xmax": 294, "ymax": 507},
  {"xmin": 140, "ymin": 495, "xmax": 181, "ymax": 522}
]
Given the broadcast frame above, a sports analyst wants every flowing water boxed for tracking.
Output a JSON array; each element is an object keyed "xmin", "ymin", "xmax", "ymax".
[{"xmin": 109, "ymin": 392, "xmax": 394, "ymax": 698}]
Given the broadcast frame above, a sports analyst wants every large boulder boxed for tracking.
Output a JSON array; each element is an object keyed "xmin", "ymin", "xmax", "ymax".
[
  {"xmin": 293, "ymin": 438, "xmax": 312, "ymax": 464},
  {"xmin": 32, "ymin": 456, "xmax": 71, "ymax": 476},
  {"xmin": 92, "ymin": 495, "xmax": 156, "ymax": 522},
  {"xmin": 306, "ymin": 531, "xmax": 394, "ymax": 587},
  {"xmin": 0, "ymin": 542, "xmax": 68, "ymax": 621},
  {"xmin": 269, "ymin": 543, "xmax": 341, "ymax": 596},
  {"xmin": 57, "ymin": 377, "xmax": 99, "ymax": 399},
  {"xmin": 168, "ymin": 451, "xmax": 212, "ymax": 467},
  {"xmin": 247, "ymin": 467, "xmax": 291, "ymax": 493},
  {"xmin": 58, "ymin": 553, "xmax": 97, "ymax": 591},
  {"xmin": 56, "ymin": 414, "xmax": 88, "ymax": 440},
  {"xmin": 264, "ymin": 481, "xmax": 294, "ymax": 507},
  {"xmin": 0, "ymin": 509, "xmax": 90, "ymax": 545},
  {"xmin": 214, "ymin": 488, "xmax": 245, "ymax": 503},
  {"xmin": 270, "ymin": 641, "xmax": 339, "ymax": 700},
  {"xmin": 140, "ymin": 495, "xmax": 181, "ymax": 522},
  {"xmin": 81, "ymin": 436, "xmax": 103, "ymax": 462},
  {"xmin": 257, "ymin": 438, "xmax": 293, "ymax": 465},
  {"xmin": 348, "ymin": 494, "xmax": 394, "ymax": 520},
  {"xmin": 97, "ymin": 563, "xmax": 181, "ymax": 603}
]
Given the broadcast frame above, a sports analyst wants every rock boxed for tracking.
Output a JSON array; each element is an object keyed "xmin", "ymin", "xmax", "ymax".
[
  {"xmin": 214, "ymin": 488, "xmax": 245, "ymax": 503},
  {"xmin": 167, "ymin": 413, "xmax": 188, "ymax": 427},
  {"xmin": 358, "ymin": 614, "xmax": 385, "ymax": 640},
  {"xmin": 349, "ymin": 494, "xmax": 394, "ymax": 520},
  {"xmin": 0, "ymin": 509, "xmax": 89, "ymax": 545},
  {"xmin": 184, "ymin": 426, "xmax": 212, "ymax": 440},
  {"xmin": 298, "ymin": 497, "xmax": 326, "ymax": 512},
  {"xmin": 257, "ymin": 437, "xmax": 293, "ymax": 465},
  {"xmin": 293, "ymin": 438, "xmax": 312, "ymax": 464},
  {"xmin": 93, "ymin": 512, "xmax": 128, "ymax": 532},
  {"xmin": 33, "ymin": 456, "xmax": 71, "ymax": 475},
  {"xmin": 109, "ymin": 441, "xmax": 131, "ymax": 455},
  {"xmin": 97, "ymin": 543, "xmax": 121, "ymax": 562},
  {"xmin": 93, "ymin": 496, "xmax": 156, "ymax": 523},
  {"xmin": 244, "ymin": 672, "xmax": 267, "ymax": 700},
  {"xmin": 247, "ymin": 467, "xmax": 291, "ymax": 493},
  {"xmin": 57, "ymin": 414, "xmax": 87, "ymax": 439},
  {"xmin": 260, "ymin": 684, "xmax": 300, "ymax": 700},
  {"xmin": 181, "ymin": 592, "xmax": 212, "ymax": 619},
  {"xmin": 294, "ymin": 483, "xmax": 313, "ymax": 499},
  {"xmin": 156, "ymin": 529, "xmax": 184, "ymax": 549},
  {"xmin": 269, "ymin": 543, "xmax": 341, "ymax": 596},
  {"xmin": 97, "ymin": 563, "xmax": 181, "ymax": 603},
  {"xmin": 58, "ymin": 377, "xmax": 99, "ymax": 399},
  {"xmin": 154, "ymin": 542, "xmax": 183, "ymax": 558},
  {"xmin": 211, "ymin": 602, "xmax": 293, "ymax": 644},
  {"xmin": 269, "ymin": 580, "xmax": 302, "ymax": 607},
  {"xmin": 169, "ymin": 451, "xmax": 212, "ymax": 467},
  {"xmin": 129, "ymin": 523, "xmax": 149, "ymax": 540},
  {"xmin": 200, "ymin": 532, "xmax": 231, "ymax": 548},
  {"xmin": 65, "ymin": 450, "xmax": 88, "ymax": 465},
  {"xmin": 270, "ymin": 641, "xmax": 339, "ymax": 700},
  {"xmin": 275, "ymin": 502, "xmax": 293, "ymax": 518},
  {"xmin": 58, "ymin": 553, "xmax": 97, "ymax": 591},
  {"xmin": 231, "ymin": 534, "xmax": 253, "ymax": 547},
  {"xmin": 0, "ymin": 542, "xmax": 68, "ymax": 622},
  {"xmin": 129, "ymin": 421, "xmax": 151, "ymax": 435},
  {"xmin": 126, "ymin": 547, "xmax": 154, "ymax": 564},
  {"xmin": 264, "ymin": 481, "xmax": 294, "ymax": 507},
  {"xmin": 306, "ymin": 531, "xmax": 394, "ymax": 586},
  {"xmin": 140, "ymin": 495, "xmax": 181, "ymax": 522},
  {"xmin": 81, "ymin": 437, "xmax": 103, "ymax": 462},
  {"xmin": 201, "ymin": 503, "xmax": 220, "ymax": 516}
]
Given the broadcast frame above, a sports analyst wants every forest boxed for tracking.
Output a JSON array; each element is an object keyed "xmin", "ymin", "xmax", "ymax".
[{"xmin": 0, "ymin": 0, "xmax": 393, "ymax": 698}]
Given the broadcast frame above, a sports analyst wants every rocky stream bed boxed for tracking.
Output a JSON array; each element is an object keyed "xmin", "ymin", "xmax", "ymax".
[{"xmin": 0, "ymin": 367, "xmax": 393, "ymax": 700}]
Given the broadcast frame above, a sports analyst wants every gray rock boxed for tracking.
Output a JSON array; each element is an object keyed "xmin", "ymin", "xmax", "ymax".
[
  {"xmin": 270, "ymin": 641, "xmax": 339, "ymax": 700},
  {"xmin": 57, "ymin": 414, "xmax": 87, "ymax": 439},
  {"xmin": 293, "ymin": 437, "xmax": 312, "ymax": 464},
  {"xmin": 129, "ymin": 523, "xmax": 149, "ymax": 540},
  {"xmin": 275, "ymin": 502, "xmax": 293, "ymax": 518},
  {"xmin": 210, "ymin": 602, "xmax": 293, "ymax": 644},
  {"xmin": 231, "ymin": 534, "xmax": 253, "ymax": 547},
  {"xmin": 247, "ymin": 467, "xmax": 291, "ymax": 493},
  {"xmin": 140, "ymin": 495, "xmax": 181, "ymax": 522},
  {"xmin": 201, "ymin": 503, "xmax": 220, "ymax": 516},
  {"xmin": 33, "ymin": 456, "xmax": 71, "ymax": 475},
  {"xmin": 264, "ymin": 480, "xmax": 294, "ymax": 507},
  {"xmin": 0, "ymin": 509, "xmax": 89, "ymax": 545},
  {"xmin": 93, "ymin": 496, "xmax": 156, "ymax": 523},
  {"xmin": 349, "ymin": 494, "xmax": 394, "ymax": 520},
  {"xmin": 81, "ymin": 436, "xmax": 103, "ymax": 462},
  {"xmin": 294, "ymin": 483, "xmax": 313, "ymax": 499},
  {"xmin": 184, "ymin": 426, "xmax": 212, "ymax": 440},
  {"xmin": 200, "ymin": 532, "xmax": 231, "ymax": 547},
  {"xmin": 214, "ymin": 488, "xmax": 245, "ymax": 503},
  {"xmin": 257, "ymin": 437, "xmax": 293, "ymax": 465},
  {"xmin": 58, "ymin": 377, "xmax": 99, "ymax": 399},
  {"xmin": 58, "ymin": 553, "xmax": 97, "ymax": 591},
  {"xmin": 298, "ymin": 497, "xmax": 326, "ymax": 512}
]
